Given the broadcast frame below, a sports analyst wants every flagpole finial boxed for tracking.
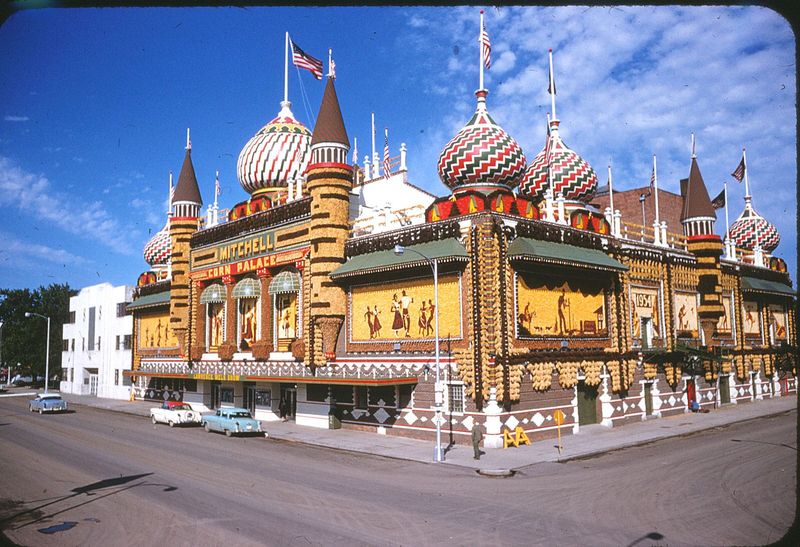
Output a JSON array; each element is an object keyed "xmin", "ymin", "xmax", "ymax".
[{"xmin": 186, "ymin": 128, "xmax": 191, "ymax": 150}]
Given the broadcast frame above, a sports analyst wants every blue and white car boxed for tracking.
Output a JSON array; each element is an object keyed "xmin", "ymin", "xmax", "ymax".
[
  {"xmin": 201, "ymin": 407, "xmax": 264, "ymax": 437},
  {"xmin": 29, "ymin": 394, "xmax": 68, "ymax": 414}
]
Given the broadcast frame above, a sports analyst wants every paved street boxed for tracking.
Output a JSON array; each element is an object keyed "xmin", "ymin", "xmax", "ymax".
[{"xmin": 0, "ymin": 394, "xmax": 795, "ymax": 546}]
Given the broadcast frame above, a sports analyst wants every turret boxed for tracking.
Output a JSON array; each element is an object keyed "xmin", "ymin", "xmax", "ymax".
[{"xmin": 305, "ymin": 76, "xmax": 351, "ymax": 366}]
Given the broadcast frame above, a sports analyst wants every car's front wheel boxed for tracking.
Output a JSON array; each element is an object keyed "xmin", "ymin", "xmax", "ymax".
[
  {"xmin": 225, "ymin": 429, "xmax": 232, "ymax": 437},
  {"xmin": 29, "ymin": 406, "xmax": 33, "ymax": 412},
  {"xmin": 38, "ymin": 408, "xmax": 43, "ymax": 415},
  {"xmin": 151, "ymin": 415, "xmax": 157, "ymax": 425},
  {"xmin": 204, "ymin": 423, "xmax": 210, "ymax": 433},
  {"xmin": 168, "ymin": 420, "xmax": 175, "ymax": 428}
]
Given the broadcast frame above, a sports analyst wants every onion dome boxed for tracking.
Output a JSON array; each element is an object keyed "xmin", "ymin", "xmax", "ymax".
[
  {"xmin": 143, "ymin": 224, "xmax": 171, "ymax": 267},
  {"xmin": 437, "ymin": 90, "xmax": 527, "ymax": 191},
  {"xmin": 519, "ymin": 120, "xmax": 598, "ymax": 202},
  {"xmin": 728, "ymin": 198, "xmax": 780, "ymax": 252},
  {"xmin": 237, "ymin": 101, "xmax": 312, "ymax": 196}
]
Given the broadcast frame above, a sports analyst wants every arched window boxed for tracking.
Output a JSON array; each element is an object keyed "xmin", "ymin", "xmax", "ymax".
[
  {"xmin": 200, "ymin": 284, "xmax": 226, "ymax": 351},
  {"xmin": 269, "ymin": 270, "xmax": 301, "ymax": 352},
  {"xmin": 233, "ymin": 277, "xmax": 261, "ymax": 351}
]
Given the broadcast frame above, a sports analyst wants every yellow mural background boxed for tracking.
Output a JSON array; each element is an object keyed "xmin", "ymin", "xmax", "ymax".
[
  {"xmin": 768, "ymin": 304, "xmax": 788, "ymax": 340},
  {"xmin": 351, "ymin": 275, "xmax": 461, "ymax": 341},
  {"xmin": 716, "ymin": 295, "xmax": 732, "ymax": 334},
  {"xmin": 139, "ymin": 312, "xmax": 178, "ymax": 348},
  {"xmin": 516, "ymin": 276, "xmax": 607, "ymax": 337},
  {"xmin": 631, "ymin": 287, "xmax": 660, "ymax": 339},
  {"xmin": 673, "ymin": 292, "xmax": 698, "ymax": 335},
  {"xmin": 742, "ymin": 301, "xmax": 760, "ymax": 335}
]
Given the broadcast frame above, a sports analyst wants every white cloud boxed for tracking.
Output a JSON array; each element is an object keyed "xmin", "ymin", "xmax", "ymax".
[
  {"xmin": 0, "ymin": 156, "xmax": 138, "ymax": 255},
  {"xmin": 4, "ymin": 115, "xmax": 29, "ymax": 122},
  {"xmin": 0, "ymin": 231, "xmax": 89, "ymax": 266}
]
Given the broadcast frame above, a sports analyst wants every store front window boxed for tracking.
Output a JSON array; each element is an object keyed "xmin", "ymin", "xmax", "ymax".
[{"xmin": 269, "ymin": 270, "xmax": 301, "ymax": 352}]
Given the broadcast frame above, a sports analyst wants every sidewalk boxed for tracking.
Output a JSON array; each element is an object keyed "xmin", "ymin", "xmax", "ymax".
[{"xmin": 51, "ymin": 389, "xmax": 796, "ymax": 471}]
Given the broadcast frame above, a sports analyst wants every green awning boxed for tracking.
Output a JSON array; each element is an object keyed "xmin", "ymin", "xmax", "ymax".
[
  {"xmin": 127, "ymin": 290, "xmax": 171, "ymax": 311},
  {"xmin": 741, "ymin": 276, "xmax": 795, "ymax": 297},
  {"xmin": 331, "ymin": 239, "xmax": 468, "ymax": 279},
  {"xmin": 200, "ymin": 284, "xmax": 225, "ymax": 304},
  {"xmin": 508, "ymin": 237, "xmax": 627, "ymax": 272},
  {"xmin": 232, "ymin": 277, "xmax": 261, "ymax": 299},
  {"xmin": 269, "ymin": 270, "xmax": 301, "ymax": 294}
]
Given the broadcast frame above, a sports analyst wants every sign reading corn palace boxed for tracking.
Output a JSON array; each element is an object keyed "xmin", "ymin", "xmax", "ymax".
[{"xmin": 128, "ymin": 22, "xmax": 796, "ymax": 445}]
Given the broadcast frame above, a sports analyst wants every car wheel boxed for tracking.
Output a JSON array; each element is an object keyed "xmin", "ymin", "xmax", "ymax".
[
  {"xmin": 168, "ymin": 420, "xmax": 175, "ymax": 428},
  {"xmin": 152, "ymin": 415, "xmax": 157, "ymax": 425},
  {"xmin": 204, "ymin": 423, "xmax": 210, "ymax": 433},
  {"xmin": 39, "ymin": 408, "xmax": 44, "ymax": 415},
  {"xmin": 225, "ymin": 429, "xmax": 232, "ymax": 437},
  {"xmin": 29, "ymin": 406, "xmax": 33, "ymax": 412}
]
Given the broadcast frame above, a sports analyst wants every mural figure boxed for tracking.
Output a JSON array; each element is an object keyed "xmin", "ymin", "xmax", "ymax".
[
  {"xmin": 391, "ymin": 293, "xmax": 403, "ymax": 335},
  {"xmin": 418, "ymin": 301, "xmax": 428, "ymax": 335},
  {"xmin": 768, "ymin": 305, "xmax": 787, "ymax": 339},
  {"xmin": 557, "ymin": 288, "xmax": 570, "ymax": 334},
  {"xmin": 210, "ymin": 303, "xmax": 224, "ymax": 348},
  {"xmin": 400, "ymin": 290, "xmax": 414, "ymax": 336},
  {"xmin": 240, "ymin": 300, "xmax": 257, "ymax": 349},
  {"xmin": 426, "ymin": 299, "xmax": 435, "ymax": 337},
  {"xmin": 365, "ymin": 306, "xmax": 375, "ymax": 339},
  {"xmin": 372, "ymin": 305, "xmax": 382, "ymax": 337},
  {"xmin": 156, "ymin": 319, "xmax": 163, "ymax": 346},
  {"xmin": 678, "ymin": 304, "xmax": 687, "ymax": 331},
  {"xmin": 744, "ymin": 302, "xmax": 758, "ymax": 334}
]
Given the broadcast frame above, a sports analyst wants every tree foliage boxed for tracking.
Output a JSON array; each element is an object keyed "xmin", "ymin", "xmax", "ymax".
[{"xmin": 0, "ymin": 284, "xmax": 75, "ymax": 384}]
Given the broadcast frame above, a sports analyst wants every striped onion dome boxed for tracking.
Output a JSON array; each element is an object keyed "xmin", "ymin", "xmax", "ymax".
[
  {"xmin": 519, "ymin": 120, "xmax": 598, "ymax": 203},
  {"xmin": 437, "ymin": 90, "xmax": 526, "ymax": 190},
  {"xmin": 237, "ymin": 100, "xmax": 312, "ymax": 196},
  {"xmin": 728, "ymin": 198, "xmax": 780, "ymax": 252},
  {"xmin": 143, "ymin": 224, "xmax": 170, "ymax": 267}
]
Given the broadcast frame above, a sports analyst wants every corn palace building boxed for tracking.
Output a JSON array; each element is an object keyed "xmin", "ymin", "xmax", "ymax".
[{"xmin": 126, "ymin": 44, "xmax": 796, "ymax": 448}]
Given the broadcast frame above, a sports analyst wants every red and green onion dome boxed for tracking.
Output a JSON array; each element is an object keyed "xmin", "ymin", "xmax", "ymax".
[
  {"xmin": 728, "ymin": 201, "xmax": 780, "ymax": 252},
  {"xmin": 437, "ymin": 91, "xmax": 527, "ymax": 191},
  {"xmin": 519, "ymin": 121, "xmax": 598, "ymax": 203},
  {"xmin": 143, "ymin": 224, "xmax": 171, "ymax": 267},
  {"xmin": 237, "ymin": 100, "xmax": 312, "ymax": 196}
]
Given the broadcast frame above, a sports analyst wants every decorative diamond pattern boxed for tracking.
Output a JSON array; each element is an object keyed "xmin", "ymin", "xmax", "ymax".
[
  {"xmin": 668, "ymin": 395, "xmax": 676, "ymax": 406},
  {"xmin": 403, "ymin": 411, "xmax": 418, "ymax": 425},
  {"xmin": 373, "ymin": 407, "xmax": 390, "ymax": 424},
  {"xmin": 532, "ymin": 412, "xmax": 545, "ymax": 427},
  {"xmin": 461, "ymin": 415, "xmax": 474, "ymax": 431},
  {"xmin": 505, "ymin": 415, "xmax": 519, "ymax": 430}
]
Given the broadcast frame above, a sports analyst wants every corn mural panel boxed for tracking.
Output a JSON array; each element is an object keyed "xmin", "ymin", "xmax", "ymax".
[
  {"xmin": 716, "ymin": 295, "xmax": 733, "ymax": 334},
  {"xmin": 673, "ymin": 292, "xmax": 699, "ymax": 337},
  {"xmin": 630, "ymin": 286, "xmax": 661, "ymax": 339},
  {"xmin": 768, "ymin": 303, "xmax": 788, "ymax": 340},
  {"xmin": 742, "ymin": 300, "xmax": 760, "ymax": 336},
  {"xmin": 350, "ymin": 275, "xmax": 462, "ymax": 341},
  {"xmin": 139, "ymin": 312, "xmax": 179, "ymax": 349},
  {"xmin": 516, "ymin": 274, "xmax": 607, "ymax": 338}
]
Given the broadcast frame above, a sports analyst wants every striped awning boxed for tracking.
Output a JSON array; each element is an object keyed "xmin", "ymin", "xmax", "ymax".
[
  {"xmin": 269, "ymin": 271, "xmax": 301, "ymax": 294},
  {"xmin": 199, "ymin": 283, "xmax": 226, "ymax": 304},
  {"xmin": 232, "ymin": 277, "xmax": 261, "ymax": 299}
]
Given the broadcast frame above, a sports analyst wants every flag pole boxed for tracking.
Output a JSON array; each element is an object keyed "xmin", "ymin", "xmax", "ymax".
[
  {"xmin": 549, "ymin": 49, "xmax": 557, "ymax": 122},
  {"xmin": 608, "ymin": 164, "xmax": 615, "ymax": 215},
  {"xmin": 284, "ymin": 32, "xmax": 289, "ymax": 104},
  {"xmin": 723, "ymin": 180, "xmax": 732, "ymax": 258},
  {"xmin": 479, "ymin": 10, "xmax": 485, "ymax": 91},
  {"xmin": 653, "ymin": 154, "xmax": 660, "ymax": 224},
  {"xmin": 742, "ymin": 147, "xmax": 750, "ymax": 198}
]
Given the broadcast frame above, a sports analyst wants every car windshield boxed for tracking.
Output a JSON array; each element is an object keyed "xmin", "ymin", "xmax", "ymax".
[
  {"xmin": 173, "ymin": 404, "xmax": 192, "ymax": 410},
  {"xmin": 40, "ymin": 396, "xmax": 62, "ymax": 401},
  {"xmin": 231, "ymin": 412, "xmax": 252, "ymax": 418}
]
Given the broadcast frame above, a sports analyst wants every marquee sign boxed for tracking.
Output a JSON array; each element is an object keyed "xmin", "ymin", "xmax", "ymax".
[{"xmin": 190, "ymin": 246, "xmax": 309, "ymax": 281}]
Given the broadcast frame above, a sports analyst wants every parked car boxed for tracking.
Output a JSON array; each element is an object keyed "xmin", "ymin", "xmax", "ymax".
[
  {"xmin": 150, "ymin": 401, "xmax": 202, "ymax": 427},
  {"xmin": 201, "ymin": 407, "xmax": 264, "ymax": 437},
  {"xmin": 29, "ymin": 394, "xmax": 68, "ymax": 414}
]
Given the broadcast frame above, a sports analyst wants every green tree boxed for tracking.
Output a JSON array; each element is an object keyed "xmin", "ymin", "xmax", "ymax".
[{"xmin": 0, "ymin": 284, "xmax": 75, "ymax": 387}]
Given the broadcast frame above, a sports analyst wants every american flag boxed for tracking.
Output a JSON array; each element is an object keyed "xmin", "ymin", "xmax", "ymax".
[
  {"xmin": 215, "ymin": 171, "xmax": 222, "ymax": 198},
  {"xmin": 711, "ymin": 188, "xmax": 725, "ymax": 209},
  {"xmin": 731, "ymin": 156, "xmax": 745, "ymax": 182},
  {"xmin": 383, "ymin": 128, "xmax": 391, "ymax": 178},
  {"xmin": 290, "ymin": 40, "xmax": 323, "ymax": 79},
  {"xmin": 648, "ymin": 166, "xmax": 655, "ymax": 196},
  {"xmin": 480, "ymin": 26, "xmax": 491, "ymax": 69}
]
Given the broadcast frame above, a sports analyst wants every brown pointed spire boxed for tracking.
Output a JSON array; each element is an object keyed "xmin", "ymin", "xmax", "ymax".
[
  {"xmin": 311, "ymin": 77, "xmax": 349, "ymax": 147},
  {"xmin": 681, "ymin": 157, "xmax": 715, "ymax": 221},
  {"xmin": 173, "ymin": 148, "xmax": 203, "ymax": 205}
]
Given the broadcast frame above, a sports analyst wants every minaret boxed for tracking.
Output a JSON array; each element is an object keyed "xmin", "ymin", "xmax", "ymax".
[
  {"xmin": 170, "ymin": 128, "xmax": 203, "ymax": 358},
  {"xmin": 306, "ymin": 76, "xmax": 351, "ymax": 367}
]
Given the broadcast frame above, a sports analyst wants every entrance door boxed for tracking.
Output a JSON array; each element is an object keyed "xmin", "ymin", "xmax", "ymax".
[
  {"xmin": 244, "ymin": 382, "xmax": 256, "ymax": 414},
  {"xmin": 750, "ymin": 372, "xmax": 758, "ymax": 400},
  {"xmin": 719, "ymin": 375, "xmax": 730, "ymax": 404},
  {"xmin": 89, "ymin": 374, "xmax": 99, "ymax": 396},
  {"xmin": 281, "ymin": 385, "xmax": 297, "ymax": 420},
  {"xmin": 577, "ymin": 381, "xmax": 598, "ymax": 425},
  {"xmin": 644, "ymin": 383, "xmax": 653, "ymax": 416},
  {"xmin": 211, "ymin": 381, "xmax": 221, "ymax": 409}
]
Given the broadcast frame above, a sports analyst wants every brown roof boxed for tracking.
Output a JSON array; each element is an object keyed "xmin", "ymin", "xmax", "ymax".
[
  {"xmin": 680, "ymin": 157, "xmax": 716, "ymax": 221},
  {"xmin": 591, "ymin": 185, "xmax": 683, "ymax": 234},
  {"xmin": 310, "ymin": 77, "xmax": 349, "ymax": 147},
  {"xmin": 173, "ymin": 149, "xmax": 202, "ymax": 205}
]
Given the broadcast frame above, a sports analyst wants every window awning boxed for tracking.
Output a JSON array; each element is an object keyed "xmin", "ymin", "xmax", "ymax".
[
  {"xmin": 232, "ymin": 277, "xmax": 261, "ymax": 299},
  {"xmin": 126, "ymin": 291, "xmax": 171, "ymax": 311},
  {"xmin": 508, "ymin": 237, "xmax": 627, "ymax": 272},
  {"xmin": 269, "ymin": 271, "xmax": 301, "ymax": 294},
  {"xmin": 741, "ymin": 276, "xmax": 795, "ymax": 297},
  {"xmin": 200, "ymin": 284, "xmax": 226, "ymax": 304},
  {"xmin": 330, "ymin": 239, "xmax": 468, "ymax": 279}
]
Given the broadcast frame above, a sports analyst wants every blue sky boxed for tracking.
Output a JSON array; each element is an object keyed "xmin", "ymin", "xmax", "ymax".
[{"xmin": 0, "ymin": 6, "xmax": 796, "ymax": 291}]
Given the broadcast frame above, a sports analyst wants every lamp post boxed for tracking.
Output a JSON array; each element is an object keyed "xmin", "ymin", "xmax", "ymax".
[
  {"xmin": 0, "ymin": 321, "xmax": 6, "ymax": 386},
  {"xmin": 25, "ymin": 312, "xmax": 50, "ymax": 394},
  {"xmin": 394, "ymin": 244, "xmax": 443, "ymax": 462}
]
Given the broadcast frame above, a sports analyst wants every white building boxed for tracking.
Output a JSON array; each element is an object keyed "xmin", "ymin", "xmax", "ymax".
[{"xmin": 60, "ymin": 283, "xmax": 135, "ymax": 399}]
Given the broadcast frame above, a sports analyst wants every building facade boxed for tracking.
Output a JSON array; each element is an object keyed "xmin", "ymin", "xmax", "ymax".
[
  {"xmin": 127, "ymin": 40, "xmax": 796, "ymax": 447},
  {"xmin": 61, "ymin": 283, "xmax": 134, "ymax": 399}
]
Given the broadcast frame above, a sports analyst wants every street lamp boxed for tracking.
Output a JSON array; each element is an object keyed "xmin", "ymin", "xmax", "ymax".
[
  {"xmin": 25, "ymin": 312, "xmax": 51, "ymax": 394},
  {"xmin": 394, "ymin": 244, "xmax": 443, "ymax": 462},
  {"xmin": 0, "ymin": 321, "xmax": 6, "ymax": 386}
]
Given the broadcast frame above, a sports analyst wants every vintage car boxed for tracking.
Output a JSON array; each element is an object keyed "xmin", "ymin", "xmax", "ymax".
[
  {"xmin": 29, "ymin": 393, "xmax": 68, "ymax": 414},
  {"xmin": 201, "ymin": 407, "xmax": 264, "ymax": 437},
  {"xmin": 150, "ymin": 401, "xmax": 202, "ymax": 427}
]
